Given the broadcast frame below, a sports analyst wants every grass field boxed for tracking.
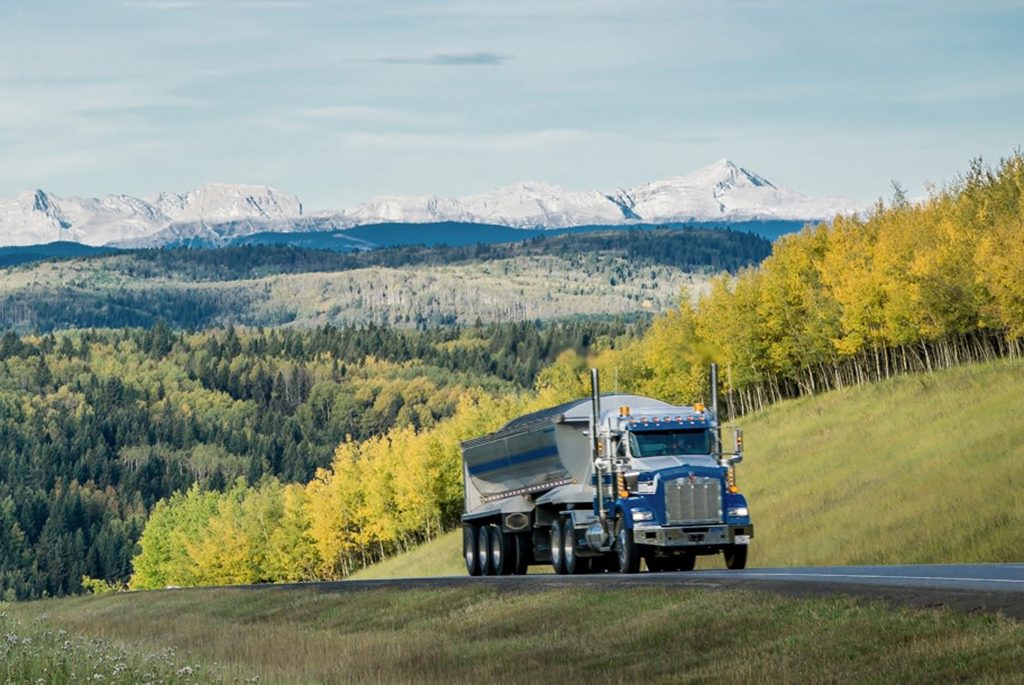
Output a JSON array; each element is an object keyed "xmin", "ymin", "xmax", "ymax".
[
  {"xmin": 355, "ymin": 357, "xmax": 1024, "ymax": 576},
  {"xmin": 5, "ymin": 585, "xmax": 1024, "ymax": 684}
]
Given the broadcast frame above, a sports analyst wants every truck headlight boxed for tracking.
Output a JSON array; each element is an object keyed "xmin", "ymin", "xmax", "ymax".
[
  {"xmin": 631, "ymin": 509, "xmax": 654, "ymax": 522},
  {"xmin": 727, "ymin": 507, "xmax": 749, "ymax": 518}
]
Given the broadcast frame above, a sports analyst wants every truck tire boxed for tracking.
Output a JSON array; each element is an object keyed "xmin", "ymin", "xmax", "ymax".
[
  {"xmin": 644, "ymin": 553, "xmax": 668, "ymax": 573},
  {"xmin": 490, "ymin": 526, "xmax": 515, "ymax": 576},
  {"xmin": 589, "ymin": 555, "xmax": 614, "ymax": 574},
  {"xmin": 549, "ymin": 518, "xmax": 566, "ymax": 575},
  {"xmin": 724, "ymin": 545, "xmax": 748, "ymax": 570},
  {"xmin": 477, "ymin": 524, "xmax": 494, "ymax": 575},
  {"xmin": 671, "ymin": 552, "xmax": 696, "ymax": 572},
  {"xmin": 513, "ymin": 532, "xmax": 531, "ymax": 575},
  {"xmin": 464, "ymin": 525, "xmax": 481, "ymax": 576},
  {"xmin": 562, "ymin": 517, "xmax": 590, "ymax": 575},
  {"xmin": 615, "ymin": 518, "xmax": 641, "ymax": 574}
]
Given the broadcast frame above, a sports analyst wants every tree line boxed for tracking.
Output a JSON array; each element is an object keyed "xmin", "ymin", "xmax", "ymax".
[{"xmin": 109, "ymin": 227, "xmax": 771, "ymax": 282}]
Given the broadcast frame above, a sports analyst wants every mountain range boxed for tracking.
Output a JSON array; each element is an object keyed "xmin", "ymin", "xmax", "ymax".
[{"xmin": 0, "ymin": 160, "xmax": 860, "ymax": 248}]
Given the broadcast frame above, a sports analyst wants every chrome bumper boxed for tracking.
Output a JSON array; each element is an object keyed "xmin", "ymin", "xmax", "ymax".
[{"xmin": 633, "ymin": 523, "xmax": 754, "ymax": 548}]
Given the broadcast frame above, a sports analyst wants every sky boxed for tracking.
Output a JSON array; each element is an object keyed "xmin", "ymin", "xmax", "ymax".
[{"xmin": 1, "ymin": 0, "xmax": 1022, "ymax": 210}]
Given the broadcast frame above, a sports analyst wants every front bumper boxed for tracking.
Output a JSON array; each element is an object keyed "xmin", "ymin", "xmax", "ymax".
[{"xmin": 633, "ymin": 523, "xmax": 754, "ymax": 548}]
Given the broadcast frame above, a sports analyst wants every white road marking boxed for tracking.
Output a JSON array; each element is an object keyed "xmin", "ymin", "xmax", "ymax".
[{"xmin": 711, "ymin": 571, "xmax": 1024, "ymax": 585}]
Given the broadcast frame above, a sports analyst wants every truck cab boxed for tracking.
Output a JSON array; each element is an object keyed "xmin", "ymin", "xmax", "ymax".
[{"xmin": 606, "ymin": 405, "xmax": 752, "ymax": 572}]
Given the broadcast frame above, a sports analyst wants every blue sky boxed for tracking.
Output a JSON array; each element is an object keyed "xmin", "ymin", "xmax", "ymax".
[{"xmin": 1, "ymin": 0, "xmax": 1021, "ymax": 209}]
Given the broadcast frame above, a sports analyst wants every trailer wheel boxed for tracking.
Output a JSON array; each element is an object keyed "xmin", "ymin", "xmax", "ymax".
[
  {"xmin": 464, "ymin": 525, "xmax": 481, "ymax": 576},
  {"xmin": 724, "ymin": 545, "xmax": 747, "ymax": 570},
  {"xmin": 477, "ymin": 524, "xmax": 494, "ymax": 575},
  {"xmin": 562, "ymin": 517, "xmax": 590, "ymax": 575},
  {"xmin": 615, "ymin": 518, "xmax": 641, "ymax": 574},
  {"xmin": 490, "ymin": 526, "xmax": 515, "ymax": 576},
  {"xmin": 549, "ymin": 518, "xmax": 566, "ymax": 574},
  {"xmin": 513, "ymin": 532, "xmax": 531, "ymax": 575}
]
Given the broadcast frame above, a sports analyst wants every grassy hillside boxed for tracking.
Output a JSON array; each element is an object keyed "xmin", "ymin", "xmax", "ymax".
[
  {"xmin": 357, "ymin": 358, "xmax": 1024, "ymax": 576},
  {"xmin": 5, "ymin": 586, "xmax": 1024, "ymax": 684},
  {"xmin": 350, "ymin": 530, "xmax": 465, "ymax": 579},
  {"xmin": 738, "ymin": 356, "xmax": 1024, "ymax": 567}
]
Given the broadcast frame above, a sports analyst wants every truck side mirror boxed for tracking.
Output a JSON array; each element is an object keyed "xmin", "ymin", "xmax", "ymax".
[{"xmin": 731, "ymin": 428, "xmax": 744, "ymax": 463}]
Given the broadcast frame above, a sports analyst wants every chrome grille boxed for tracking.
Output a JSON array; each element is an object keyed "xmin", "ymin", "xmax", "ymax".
[{"xmin": 664, "ymin": 476, "xmax": 722, "ymax": 524}]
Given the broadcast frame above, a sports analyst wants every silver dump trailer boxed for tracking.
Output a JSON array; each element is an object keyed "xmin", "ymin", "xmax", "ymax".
[{"xmin": 461, "ymin": 365, "xmax": 753, "ymax": 575}]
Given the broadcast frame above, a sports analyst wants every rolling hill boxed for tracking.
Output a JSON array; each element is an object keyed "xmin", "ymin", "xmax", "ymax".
[{"xmin": 0, "ymin": 228, "xmax": 769, "ymax": 331}]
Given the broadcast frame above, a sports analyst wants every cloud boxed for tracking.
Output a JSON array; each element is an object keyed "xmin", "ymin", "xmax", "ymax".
[
  {"xmin": 374, "ymin": 51, "xmax": 507, "ymax": 66},
  {"xmin": 329, "ymin": 128, "xmax": 600, "ymax": 152},
  {"xmin": 124, "ymin": 0, "xmax": 314, "ymax": 9},
  {"xmin": 298, "ymin": 105, "xmax": 461, "ymax": 127}
]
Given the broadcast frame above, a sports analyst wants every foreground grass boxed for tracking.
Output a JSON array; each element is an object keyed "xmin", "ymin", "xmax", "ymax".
[
  {"xmin": 0, "ymin": 608, "xmax": 239, "ymax": 684},
  {"xmin": 360, "ymin": 358, "xmax": 1024, "ymax": 577},
  {"xmin": 6, "ymin": 585, "xmax": 1024, "ymax": 684}
]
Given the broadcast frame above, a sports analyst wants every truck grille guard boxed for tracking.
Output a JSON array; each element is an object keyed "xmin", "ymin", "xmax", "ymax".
[{"xmin": 663, "ymin": 475, "xmax": 723, "ymax": 524}]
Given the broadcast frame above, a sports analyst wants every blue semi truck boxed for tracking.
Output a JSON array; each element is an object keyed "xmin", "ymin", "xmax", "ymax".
[{"xmin": 461, "ymin": 364, "xmax": 752, "ymax": 575}]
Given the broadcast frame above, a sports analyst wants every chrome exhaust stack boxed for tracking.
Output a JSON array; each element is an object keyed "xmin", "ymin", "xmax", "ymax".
[
  {"xmin": 710, "ymin": 362, "xmax": 722, "ymax": 457},
  {"xmin": 590, "ymin": 368, "xmax": 609, "ymax": 548}
]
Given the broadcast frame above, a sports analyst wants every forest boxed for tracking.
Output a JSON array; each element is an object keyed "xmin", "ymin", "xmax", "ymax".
[
  {"xmin": 128, "ymin": 153, "xmax": 1024, "ymax": 590},
  {"xmin": 0, "ymin": 320, "xmax": 635, "ymax": 599},
  {"xmin": 0, "ymin": 228, "xmax": 769, "ymax": 331}
]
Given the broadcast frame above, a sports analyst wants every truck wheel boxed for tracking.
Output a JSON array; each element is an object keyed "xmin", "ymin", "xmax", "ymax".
[
  {"xmin": 513, "ymin": 532, "xmax": 531, "ymax": 575},
  {"xmin": 671, "ymin": 552, "xmax": 696, "ymax": 572},
  {"xmin": 615, "ymin": 518, "xmax": 641, "ymax": 574},
  {"xmin": 550, "ymin": 518, "xmax": 566, "ymax": 574},
  {"xmin": 644, "ymin": 553, "xmax": 667, "ymax": 573},
  {"xmin": 490, "ymin": 526, "xmax": 515, "ymax": 575},
  {"xmin": 562, "ymin": 517, "xmax": 590, "ymax": 575},
  {"xmin": 477, "ymin": 524, "xmax": 494, "ymax": 575},
  {"xmin": 464, "ymin": 525, "xmax": 481, "ymax": 576},
  {"xmin": 590, "ymin": 555, "xmax": 615, "ymax": 574},
  {"xmin": 724, "ymin": 545, "xmax": 748, "ymax": 570}
]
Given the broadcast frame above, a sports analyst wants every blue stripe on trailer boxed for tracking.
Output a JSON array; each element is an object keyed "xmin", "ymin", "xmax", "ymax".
[{"xmin": 468, "ymin": 444, "xmax": 560, "ymax": 476}]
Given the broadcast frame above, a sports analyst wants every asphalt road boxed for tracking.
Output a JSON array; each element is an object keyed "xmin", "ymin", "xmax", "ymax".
[{"xmin": 274, "ymin": 564, "xmax": 1024, "ymax": 620}]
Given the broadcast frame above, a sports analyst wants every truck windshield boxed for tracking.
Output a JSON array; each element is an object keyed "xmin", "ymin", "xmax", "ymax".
[{"xmin": 629, "ymin": 429, "xmax": 710, "ymax": 458}]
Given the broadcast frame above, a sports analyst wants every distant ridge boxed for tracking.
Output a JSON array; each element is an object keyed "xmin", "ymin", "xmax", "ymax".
[{"xmin": 0, "ymin": 161, "xmax": 859, "ymax": 248}]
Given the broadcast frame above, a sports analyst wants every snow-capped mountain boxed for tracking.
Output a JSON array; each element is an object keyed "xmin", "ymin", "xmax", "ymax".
[
  {"xmin": 342, "ymin": 181, "xmax": 626, "ymax": 228},
  {"xmin": 610, "ymin": 159, "xmax": 853, "ymax": 222},
  {"xmin": 340, "ymin": 160, "xmax": 858, "ymax": 228},
  {"xmin": 0, "ymin": 183, "xmax": 302, "ymax": 247},
  {"xmin": 0, "ymin": 161, "xmax": 858, "ymax": 248},
  {"xmin": 150, "ymin": 183, "xmax": 302, "ymax": 224}
]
